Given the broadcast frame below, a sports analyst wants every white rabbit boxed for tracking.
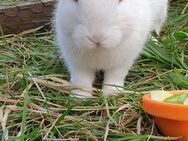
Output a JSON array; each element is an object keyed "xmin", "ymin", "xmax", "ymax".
[{"xmin": 54, "ymin": 0, "xmax": 168, "ymax": 97}]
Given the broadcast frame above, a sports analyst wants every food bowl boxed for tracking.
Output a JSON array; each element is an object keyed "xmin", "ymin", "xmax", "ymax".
[{"xmin": 142, "ymin": 90, "xmax": 188, "ymax": 141}]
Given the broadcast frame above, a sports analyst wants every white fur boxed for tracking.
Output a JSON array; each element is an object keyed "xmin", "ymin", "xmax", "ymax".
[{"xmin": 54, "ymin": 0, "xmax": 168, "ymax": 97}]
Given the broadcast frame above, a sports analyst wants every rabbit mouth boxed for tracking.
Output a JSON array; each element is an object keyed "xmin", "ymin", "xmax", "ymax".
[
  {"xmin": 87, "ymin": 36, "xmax": 102, "ymax": 48},
  {"xmin": 87, "ymin": 36, "xmax": 107, "ymax": 49},
  {"xmin": 72, "ymin": 24, "xmax": 122, "ymax": 49}
]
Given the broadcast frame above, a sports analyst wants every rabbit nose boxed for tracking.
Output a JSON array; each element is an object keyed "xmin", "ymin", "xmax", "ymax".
[{"xmin": 87, "ymin": 33, "xmax": 107, "ymax": 46}]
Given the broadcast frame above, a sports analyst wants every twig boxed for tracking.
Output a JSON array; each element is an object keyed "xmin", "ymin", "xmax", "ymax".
[
  {"xmin": 43, "ymin": 115, "xmax": 61, "ymax": 140},
  {"xmin": 181, "ymin": 2, "xmax": 188, "ymax": 14},
  {"xmin": 104, "ymin": 104, "xmax": 130, "ymax": 141}
]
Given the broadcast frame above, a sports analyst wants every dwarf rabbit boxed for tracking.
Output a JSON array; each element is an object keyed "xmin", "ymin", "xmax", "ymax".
[{"xmin": 54, "ymin": 0, "xmax": 168, "ymax": 97}]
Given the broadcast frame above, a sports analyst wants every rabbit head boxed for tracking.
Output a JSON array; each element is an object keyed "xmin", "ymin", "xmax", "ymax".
[{"xmin": 55, "ymin": 0, "xmax": 136, "ymax": 49}]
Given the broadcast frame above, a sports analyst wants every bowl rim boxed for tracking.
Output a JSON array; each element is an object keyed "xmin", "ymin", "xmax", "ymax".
[{"xmin": 142, "ymin": 90, "xmax": 188, "ymax": 121}]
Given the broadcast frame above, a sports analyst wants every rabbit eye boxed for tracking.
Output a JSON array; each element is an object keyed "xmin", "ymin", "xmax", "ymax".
[
  {"xmin": 119, "ymin": 0, "xmax": 123, "ymax": 3},
  {"xmin": 73, "ymin": 0, "xmax": 78, "ymax": 3}
]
